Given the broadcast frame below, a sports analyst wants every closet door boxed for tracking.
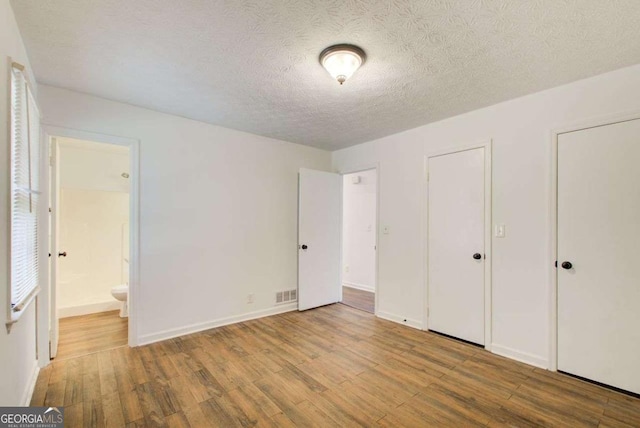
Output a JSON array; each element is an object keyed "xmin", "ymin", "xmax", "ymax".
[
  {"xmin": 428, "ymin": 147, "xmax": 485, "ymax": 345},
  {"xmin": 557, "ymin": 119, "xmax": 640, "ymax": 394}
]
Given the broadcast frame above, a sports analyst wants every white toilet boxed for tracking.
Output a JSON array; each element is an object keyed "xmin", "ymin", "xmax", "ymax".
[{"xmin": 111, "ymin": 284, "xmax": 129, "ymax": 318}]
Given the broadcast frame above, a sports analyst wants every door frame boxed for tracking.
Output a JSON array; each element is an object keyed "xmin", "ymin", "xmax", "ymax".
[
  {"xmin": 37, "ymin": 125, "xmax": 141, "ymax": 367},
  {"xmin": 48, "ymin": 137, "xmax": 60, "ymax": 358},
  {"xmin": 337, "ymin": 163, "xmax": 380, "ymax": 315},
  {"xmin": 423, "ymin": 139, "xmax": 492, "ymax": 350},
  {"xmin": 549, "ymin": 110, "xmax": 640, "ymax": 372}
]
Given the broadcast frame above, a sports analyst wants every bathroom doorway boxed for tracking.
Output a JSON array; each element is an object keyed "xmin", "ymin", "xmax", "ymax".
[
  {"xmin": 49, "ymin": 136, "xmax": 131, "ymax": 360},
  {"xmin": 341, "ymin": 168, "xmax": 378, "ymax": 314}
]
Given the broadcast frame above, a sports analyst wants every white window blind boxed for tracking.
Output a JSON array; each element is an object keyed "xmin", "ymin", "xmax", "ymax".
[{"xmin": 10, "ymin": 63, "xmax": 41, "ymax": 314}]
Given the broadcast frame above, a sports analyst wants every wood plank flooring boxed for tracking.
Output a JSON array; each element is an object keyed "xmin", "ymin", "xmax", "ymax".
[
  {"xmin": 342, "ymin": 286, "xmax": 375, "ymax": 313},
  {"xmin": 32, "ymin": 304, "xmax": 640, "ymax": 427},
  {"xmin": 57, "ymin": 310, "xmax": 128, "ymax": 360}
]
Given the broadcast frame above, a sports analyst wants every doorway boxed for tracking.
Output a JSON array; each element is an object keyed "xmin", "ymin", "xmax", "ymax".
[
  {"xmin": 341, "ymin": 169, "xmax": 377, "ymax": 314},
  {"xmin": 296, "ymin": 166, "xmax": 378, "ymax": 314},
  {"xmin": 49, "ymin": 136, "xmax": 131, "ymax": 360},
  {"xmin": 425, "ymin": 141, "xmax": 492, "ymax": 347},
  {"xmin": 555, "ymin": 118, "xmax": 640, "ymax": 395}
]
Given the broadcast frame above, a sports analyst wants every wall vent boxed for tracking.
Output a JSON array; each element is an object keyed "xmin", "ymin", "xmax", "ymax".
[{"xmin": 276, "ymin": 289, "xmax": 297, "ymax": 304}]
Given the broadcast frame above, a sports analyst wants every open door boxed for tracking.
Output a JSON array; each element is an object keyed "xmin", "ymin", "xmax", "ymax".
[
  {"xmin": 298, "ymin": 168, "xmax": 341, "ymax": 311},
  {"xmin": 48, "ymin": 138, "xmax": 60, "ymax": 358}
]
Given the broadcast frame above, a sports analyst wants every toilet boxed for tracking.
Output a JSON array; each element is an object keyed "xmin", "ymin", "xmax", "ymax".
[{"xmin": 111, "ymin": 284, "xmax": 129, "ymax": 318}]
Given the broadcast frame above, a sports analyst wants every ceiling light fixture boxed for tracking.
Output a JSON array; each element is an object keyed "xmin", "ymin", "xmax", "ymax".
[{"xmin": 319, "ymin": 44, "xmax": 366, "ymax": 85}]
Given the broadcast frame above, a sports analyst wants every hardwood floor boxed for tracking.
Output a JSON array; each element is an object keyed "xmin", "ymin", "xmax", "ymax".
[
  {"xmin": 32, "ymin": 304, "xmax": 640, "ymax": 427},
  {"xmin": 57, "ymin": 310, "xmax": 128, "ymax": 360},
  {"xmin": 342, "ymin": 286, "xmax": 374, "ymax": 313}
]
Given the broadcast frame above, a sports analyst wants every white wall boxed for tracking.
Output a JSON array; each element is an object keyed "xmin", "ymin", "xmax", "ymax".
[
  {"xmin": 39, "ymin": 85, "xmax": 331, "ymax": 344},
  {"xmin": 342, "ymin": 170, "xmax": 376, "ymax": 292},
  {"xmin": 58, "ymin": 189, "xmax": 128, "ymax": 316},
  {"xmin": 59, "ymin": 138, "xmax": 130, "ymax": 193},
  {"xmin": 332, "ymin": 64, "xmax": 640, "ymax": 368},
  {"xmin": 0, "ymin": 0, "xmax": 40, "ymax": 405},
  {"xmin": 57, "ymin": 140, "xmax": 129, "ymax": 317}
]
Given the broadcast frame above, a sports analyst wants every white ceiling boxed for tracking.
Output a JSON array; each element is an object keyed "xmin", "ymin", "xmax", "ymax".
[{"xmin": 11, "ymin": 0, "xmax": 640, "ymax": 150}]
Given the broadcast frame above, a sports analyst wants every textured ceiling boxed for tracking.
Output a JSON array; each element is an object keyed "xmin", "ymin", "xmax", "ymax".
[{"xmin": 11, "ymin": 0, "xmax": 640, "ymax": 150}]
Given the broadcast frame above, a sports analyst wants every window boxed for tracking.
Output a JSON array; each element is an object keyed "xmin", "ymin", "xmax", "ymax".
[{"xmin": 8, "ymin": 62, "xmax": 41, "ymax": 323}]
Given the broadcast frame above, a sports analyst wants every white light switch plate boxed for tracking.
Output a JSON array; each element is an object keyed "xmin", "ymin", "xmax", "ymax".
[
  {"xmin": 495, "ymin": 224, "xmax": 506, "ymax": 238},
  {"xmin": 383, "ymin": 226, "xmax": 390, "ymax": 234}
]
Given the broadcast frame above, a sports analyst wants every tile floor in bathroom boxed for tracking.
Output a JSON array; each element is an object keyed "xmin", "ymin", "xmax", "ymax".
[{"xmin": 56, "ymin": 310, "xmax": 128, "ymax": 360}]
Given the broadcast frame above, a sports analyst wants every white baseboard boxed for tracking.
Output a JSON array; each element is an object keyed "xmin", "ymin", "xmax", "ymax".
[
  {"xmin": 376, "ymin": 311, "xmax": 423, "ymax": 330},
  {"xmin": 491, "ymin": 343, "xmax": 548, "ymax": 369},
  {"xmin": 138, "ymin": 303, "xmax": 298, "ymax": 346},
  {"xmin": 58, "ymin": 301, "xmax": 121, "ymax": 318},
  {"xmin": 343, "ymin": 282, "xmax": 375, "ymax": 293},
  {"xmin": 22, "ymin": 361, "xmax": 40, "ymax": 406}
]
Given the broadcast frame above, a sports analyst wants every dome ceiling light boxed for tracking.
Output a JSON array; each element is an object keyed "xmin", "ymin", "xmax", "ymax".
[{"xmin": 319, "ymin": 44, "xmax": 366, "ymax": 85}]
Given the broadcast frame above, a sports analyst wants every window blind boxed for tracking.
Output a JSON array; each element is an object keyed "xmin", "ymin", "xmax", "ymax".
[{"xmin": 10, "ymin": 64, "xmax": 41, "ymax": 313}]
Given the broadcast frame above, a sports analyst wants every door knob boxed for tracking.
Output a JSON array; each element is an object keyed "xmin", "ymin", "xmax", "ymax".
[
  {"xmin": 58, "ymin": 251, "xmax": 67, "ymax": 257},
  {"xmin": 473, "ymin": 253, "xmax": 482, "ymax": 260},
  {"xmin": 300, "ymin": 245, "xmax": 308, "ymax": 250},
  {"xmin": 561, "ymin": 261, "xmax": 572, "ymax": 270}
]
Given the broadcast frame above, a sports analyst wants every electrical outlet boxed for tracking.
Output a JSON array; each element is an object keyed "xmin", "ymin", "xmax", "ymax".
[{"xmin": 247, "ymin": 293, "xmax": 254, "ymax": 304}]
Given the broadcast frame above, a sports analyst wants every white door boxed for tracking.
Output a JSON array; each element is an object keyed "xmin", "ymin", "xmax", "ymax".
[
  {"xmin": 557, "ymin": 119, "xmax": 640, "ymax": 395},
  {"xmin": 49, "ymin": 138, "xmax": 60, "ymax": 358},
  {"xmin": 428, "ymin": 148, "xmax": 485, "ymax": 345},
  {"xmin": 298, "ymin": 168, "xmax": 341, "ymax": 311}
]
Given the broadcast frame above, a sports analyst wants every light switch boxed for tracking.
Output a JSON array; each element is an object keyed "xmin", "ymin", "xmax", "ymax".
[
  {"xmin": 383, "ymin": 225, "xmax": 390, "ymax": 235},
  {"xmin": 495, "ymin": 224, "xmax": 506, "ymax": 238}
]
